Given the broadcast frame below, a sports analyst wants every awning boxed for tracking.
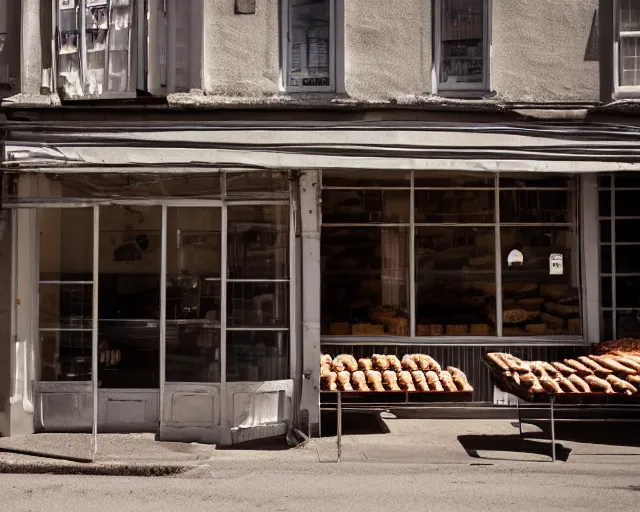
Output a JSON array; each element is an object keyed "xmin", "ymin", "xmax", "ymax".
[{"xmin": 5, "ymin": 121, "xmax": 640, "ymax": 173}]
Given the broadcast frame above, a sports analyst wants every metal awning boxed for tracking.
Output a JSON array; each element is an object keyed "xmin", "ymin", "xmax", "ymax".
[{"xmin": 5, "ymin": 122, "xmax": 640, "ymax": 173}]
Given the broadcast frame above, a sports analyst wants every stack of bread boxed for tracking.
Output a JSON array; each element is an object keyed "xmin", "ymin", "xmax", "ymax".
[
  {"xmin": 486, "ymin": 352, "xmax": 640, "ymax": 396},
  {"xmin": 320, "ymin": 353, "xmax": 473, "ymax": 393}
]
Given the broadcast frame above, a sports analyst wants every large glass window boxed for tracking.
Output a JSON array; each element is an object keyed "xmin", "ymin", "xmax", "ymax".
[
  {"xmin": 284, "ymin": 0, "xmax": 335, "ymax": 91},
  {"xmin": 437, "ymin": 0, "xmax": 489, "ymax": 93},
  {"xmin": 39, "ymin": 208, "xmax": 94, "ymax": 381},
  {"xmin": 599, "ymin": 173, "xmax": 640, "ymax": 340},
  {"xmin": 321, "ymin": 172, "xmax": 581, "ymax": 339}
]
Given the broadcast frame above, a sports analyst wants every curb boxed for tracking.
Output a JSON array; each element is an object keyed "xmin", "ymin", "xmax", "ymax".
[{"xmin": 0, "ymin": 461, "xmax": 194, "ymax": 477}]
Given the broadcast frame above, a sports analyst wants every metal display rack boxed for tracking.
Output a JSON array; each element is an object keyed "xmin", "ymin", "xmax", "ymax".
[{"xmin": 485, "ymin": 359, "xmax": 640, "ymax": 462}]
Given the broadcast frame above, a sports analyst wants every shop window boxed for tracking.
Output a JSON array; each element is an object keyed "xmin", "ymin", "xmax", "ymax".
[
  {"xmin": 226, "ymin": 205, "xmax": 290, "ymax": 381},
  {"xmin": 54, "ymin": 0, "xmax": 201, "ymax": 100},
  {"xmin": 435, "ymin": 0, "xmax": 490, "ymax": 95},
  {"xmin": 38, "ymin": 208, "xmax": 94, "ymax": 382},
  {"xmin": 616, "ymin": 0, "xmax": 640, "ymax": 95},
  {"xmin": 282, "ymin": 0, "xmax": 339, "ymax": 92},
  {"xmin": 599, "ymin": 173, "xmax": 640, "ymax": 339},
  {"xmin": 321, "ymin": 171, "xmax": 581, "ymax": 340}
]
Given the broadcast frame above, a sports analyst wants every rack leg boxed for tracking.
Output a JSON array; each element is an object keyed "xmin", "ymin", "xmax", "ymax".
[
  {"xmin": 516, "ymin": 399, "xmax": 523, "ymax": 437},
  {"xmin": 550, "ymin": 395, "xmax": 556, "ymax": 463},
  {"xmin": 337, "ymin": 390, "xmax": 342, "ymax": 463}
]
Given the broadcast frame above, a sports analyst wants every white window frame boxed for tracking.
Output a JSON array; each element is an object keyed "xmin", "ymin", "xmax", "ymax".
[
  {"xmin": 280, "ymin": 0, "xmax": 337, "ymax": 93},
  {"xmin": 614, "ymin": 0, "xmax": 640, "ymax": 98},
  {"xmin": 433, "ymin": 0, "xmax": 491, "ymax": 96}
]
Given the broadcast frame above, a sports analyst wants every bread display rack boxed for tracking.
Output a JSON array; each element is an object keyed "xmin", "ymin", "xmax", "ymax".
[{"xmin": 484, "ymin": 347, "xmax": 640, "ymax": 461}]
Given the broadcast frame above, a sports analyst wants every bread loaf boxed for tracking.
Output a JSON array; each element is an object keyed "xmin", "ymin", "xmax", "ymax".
[
  {"xmin": 352, "ymin": 323, "xmax": 385, "ymax": 336},
  {"xmin": 371, "ymin": 354, "xmax": 390, "ymax": 371},
  {"xmin": 448, "ymin": 366, "xmax": 474, "ymax": 392},
  {"xmin": 590, "ymin": 355, "xmax": 637, "ymax": 375},
  {"xmin": 446, "ymin": 325, "xmax": 469, "ymax": 336},
  {"xmin": 366, "ymin": 370, "xmax": 385, "ymax": 392},
  {"xmin": 401, "ymin": 354, "xmax": 419, "ymax": 371},
  {"xmin": 425, "ymin": 371, "xmax": 444, "ymax": 391},
  {"xmin": 386, "ymin": 354, "xmax": 402, "ymax": 372},
  {"xmin": 417, "ymin": 324, "xmax": 443, "ymax": 336},
  {"xmin": 610, "ymin": 355, "xmax": 640, "ymax": 373},
  {"xmin": 320, "ymin": 363, "xmax": 332, "ymax": 377},
  {"xmin": 520, "ymin": 373, "xmax": 544, "ymax": 393},
  {"xmin": 411, "ymin": 371, "xmax": 429, "ymax": 391},
  {"xmin": 606, "ymin": 374, "xmax": 638, "ymax": 395},
  {"xmin": 439, "ymin": 371, "xmax": 458, "ymax": 392},
  {"xmin": 552, "ymin": 361, "xmax": 577, "ymax": 375},
  {"xmin": 337, "ymin": 371, "xmax": 353, "ymax": 391},
  {"xmin": 556, "ymin": 374, "xmax": 579, "ymax": 392},
  {"xmin": 470, "ymin": 324, "xmax": 490, "ymax": 336},
  {"xmin": 320, "ymin": 354, "xmax": 332, "ymax": 366},
  {"xmin": 568, "ymin": 374, "xmax": 591, "ymax": 392},
  {"xmin": 486, "ymin": 352, "xmax": 510, "ymax": 371},
  {"xmin": 563, "ymin": 359, "xmax": 594, "ymax": 375},
  {"xmin": 321, "ymin": 372, "xmax": 338, "ymax": 391},
  {"xmin": 351, "ymin": 371, "xmax": 369, "ymax": 391},
  {"xmin": 383, "ymin": 370, "xmax": 401, "ymax": 391},
  {"xmin": 578, "ymin": 356, "xmax": 612, "ymax": 374},
  {"xmin": 329, "ymin": 323, "xmax": 350, "ymax": 336},
  {"xmin": 397, "ymin": 371, "xmax": 416, "ymax": 391},
  {"xmin": 539, "ymin": 376, "xmax": 563, "ymax": 394},
  {"xmin": 584, "ymin": 374, "xmax": 615, "ymax": 393},
  {"xmin": 358, "ymin": 358, "xmax": 373, "ymax": 371}
]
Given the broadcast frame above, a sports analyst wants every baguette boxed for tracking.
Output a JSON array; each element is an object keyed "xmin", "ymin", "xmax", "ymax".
[
  {"xmin": 568, "ymin": 373, "xmax": 591, "ymax": 392},
  {"xmin": 520, "ymin": 372, "xmax": 544, "ymax": 393},
  {"xmin": 606, "ymin": 374, "xmax": 638, "ymax": 395},
  {"xmin": 556, "ymin": 374, "xmax": 579, "ymax": 393},
  {"xmin": 425, "ymin": 370, "xmax": 444, "ymax": 391},
  {"xmin": 486, "ymin": 352, "xmax": 510, "ymax": 371},
  {"xmin": 540, "ymin": 376, "xmax": 563, "ymax": 394},
  {"xmin": 530, "ymin": 361, "xmax": 550, "ymax": 379},
  {"xmin": 447, "ymin": 366, "xmax": 474, "ymax": 392},
  {"xmin": 541, "ymin": 361, "xmax": 560, "ymax": 377},
  {"xmin": 584, "ymin": 374, "xmax": 615, "ymax": 393},
  {"xmin": 382, "ymin": 370, "xmax": 401, "ymax": 391},
  {"xmin": 578, "ymin": 356, "xmax": 612, "ymax": 374},
  {"xmin": 627, "ymin": 374, "xmax": 640, "ymax": 387},
  {"xmin": 358, "ymin": 358, "xmax": 373, "ymax": 371},
  {"xmin": 564, "ymin": 359, "xmax": 594, "ymax": 375},
  {"xmin": 589, "ymin": 355, "xmax": 637, "ymax": 375},
  {"xmin": 411, "ymin": 371, "xmax": 430, "ymax": 392},
  {"xmin": 439, "ymin": 371, "xmax": 458, "ymax": 392},
  {"xmin": 552, "ymin": 361, "xmax": 577, "ymax": 375},
  {"xmin": 499, "ymin": 353, "xmax": 532, "ymax": 373},
  {"xmin": 610, "ymin": 355, "xmax": 640, "ymax": 373},
  {"xmin": 386, "ymin": 354, "xmax": 403, "ymax": 372}
]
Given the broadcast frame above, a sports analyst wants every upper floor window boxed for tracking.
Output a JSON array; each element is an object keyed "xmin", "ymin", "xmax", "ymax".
[
  {"xmin": 281, "ymin": 0, "xmax": 336, "ymax": 92},
  {"xmin": 435, "ymin": 0, "xmax": 489, "ymax": 95},
  {"xmin": 0, "ymin": 0, "xmax": 20, "ymax": 97},
  {"xmin": 54, "ymin": 0, "xmax": 201, "ymax": 100},
  {"xmin": 616, "ymin": 0, "xmax": 640, "ymax": 95}
]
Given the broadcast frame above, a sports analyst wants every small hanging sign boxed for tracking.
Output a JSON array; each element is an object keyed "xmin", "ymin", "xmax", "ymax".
[{"xmin": 549, "ymin": 253, "xmax": 563, "ymax": 275}]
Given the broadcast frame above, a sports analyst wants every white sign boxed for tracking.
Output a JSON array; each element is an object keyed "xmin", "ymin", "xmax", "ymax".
[
  {"xmin": 549, "ymin": 253, "xmax": 563, "ymax": 275},
  {"xmin": 507, "ymin": 249, "xmax": 524, "ymax": 267},
  {"xmin": 59, "ymin": 0, "xmax": 76, "ymax": 10}
]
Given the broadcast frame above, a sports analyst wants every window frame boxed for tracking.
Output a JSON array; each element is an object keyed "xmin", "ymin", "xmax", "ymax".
[
  {"xmin": 280, "ymin": 0, "xmax": 337, "ymax": 93},
  {"xmin": 320, "ymin": 171, "xmax": 586, "ymax": 345},
  {"xmin": 433, "ymin": 0, "xmax": 491, "ymax": 96},
  {"xmin": 614, "ymin": 0, "xmax": 640, "ymax": 98}
]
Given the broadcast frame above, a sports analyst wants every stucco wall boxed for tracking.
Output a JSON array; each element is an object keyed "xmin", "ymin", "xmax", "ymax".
[
  {"xmin": 344, "ymin": 0, "xmax": 432, "ymax": 99},
  {"xmin": 202, "ymin": 0, "xmax": 280, "ymax": 96},
  {"xmin": 0, "ymin": 213, "xmax": 12, "ymax": 436},
  {"xmin": 491, "ymin": 0, "xmax": 600, "ymax": 102}
]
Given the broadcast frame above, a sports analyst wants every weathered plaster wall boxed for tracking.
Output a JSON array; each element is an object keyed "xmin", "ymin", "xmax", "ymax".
[
  {"xmin": 344, "ymin": 0, "xmax": 432, "ymax": 99},
  {"xmin": 491, "ymin": 0, "xmax": 600, "ymax": 102},
  {"xmin": 0, "ymin": 213, "xmax": 12, "ymax": 436},
  {"xmin": 202, "ymin": 0, "xmax": 280, "ymax": 96}
]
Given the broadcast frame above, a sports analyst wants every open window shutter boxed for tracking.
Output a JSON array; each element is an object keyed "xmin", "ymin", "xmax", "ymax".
[
  {"xmin": 167, "ymin": 0, "xmax": 190, "ymax": 93},
  {"xmin": 146, "ymin": 0, "xmax": 167, "ymax": 95}
]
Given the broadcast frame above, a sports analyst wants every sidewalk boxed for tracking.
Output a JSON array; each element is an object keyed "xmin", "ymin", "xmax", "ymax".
[{"xmin": 2, "ymin": 417, "xmax": 640, "ymax": 475}]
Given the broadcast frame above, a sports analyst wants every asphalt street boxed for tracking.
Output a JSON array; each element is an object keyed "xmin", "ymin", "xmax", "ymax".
[{"xmin": 2, "ymin": 460, "xmax": 640, "ymax": 512}]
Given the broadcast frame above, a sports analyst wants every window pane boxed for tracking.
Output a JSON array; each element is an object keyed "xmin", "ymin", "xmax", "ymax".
[
  {"xmin": 601, "ymin": 277, "xmax": 612, "ymax": 308},
  {"xmin": 415, "ymin": 189, "xmax": 494, "ymax": 223},
  {"xmin": 227, "ymin": 282, "xmax": 289, "ymax": 328},
  {"xmin": 617, "ymin": 245, "xmax": 640, "ymax": 273},
  {"xmin": 415, "ymin": 226, "xmax": 496, "ymax": 336},
  {"xmin": 616, "ymin": 276, "xmax": 640, "ymax": 308},
  {"xmin": 98, "ymin": 206, "xmax": 161, "ymax": 389},
  {"xmin": 620, "ymin": 0, "xmax": 640, "ymax": 31},
  {"xmin": 227, "ymin": 331, "xmax": 289, "ymax": 382},
  {"xmin": 228, "ymin": 206, "xmax": 289, "ymax": 279},
  {"xmin": 414, "ymin": 172, "xmax": 493, "ymax": 188},
  {"xmin": 321, "ymin": 227, "xmax": 410, "ymax": 335},
  {"xmin": 599, "ymin": 190, "xmax": 612, "ymax": 217},
  {"xmin": 598, "ymin": 175, "xmax": 612, "ymax": 188},
  {"xmin": 614, "ymin": 172, "xmax": 640, "ymax": 188},
  {"xmin": 617, "ymin": 310, "xmax": 640, "ymax": 339},
  {"xmin": 225, "ymin": 171, "xmax": 289, "ymax": 197},
  {"xmin": 323, "ymin": 171, "xmax": 410, "ymax": 188},
  {"xmin": 600, "ymin": 220, "xmax": 611, "ymax": 243},
  {"xmin": 38, "ymin": 208, "xmax": 93, "ymax": 382},
  {"xmin": 602, "ymin": 310, "xmax": 613, "ymax": 341},
  {"xmin": 615, "ymin": 190, "xmax": 640, "ymax": 216},
  {"xmin": 600, "ymin": 245, "xmax": 612, "ymax": 274},
  {"xmin": 289, "ymin": 0, "xmax": 331, "ymax": 88},
  {"xmin": 501, "ymin": 227, "xmax": 581, "ymax": 336},
  {"xmin": 500, "ymin": 190, "xmax": 570, "ymax": 223},
  {"xmin": 620, "ymin": 36, "xmax": 640, "ymax": 87},
  {"xmin": 322, "ymin": 189, "xmax": 410, "ymax": 224},
  {"xmin": 166, "ymin": 325, "xmax": 221, "ymax": 382},
  {"xmin": 615, "ymin": 219, "xmax": 640, "ymax": 242},
  {"xmin": 440, "ymin": 0, "xmax": 484, "ymax": 87}
]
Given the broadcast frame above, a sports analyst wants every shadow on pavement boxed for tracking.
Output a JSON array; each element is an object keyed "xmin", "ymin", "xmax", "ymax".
[
  {"xmin": 458, "ymin": 434, "xmax": 571, "ymax": 462},
  {"xmin": 519, "ymin": 421, "xmax": 640, "ymax": 448},
  {"xmin": 320, "ymin": 411, "xmax": 389, "ymax": 437}
]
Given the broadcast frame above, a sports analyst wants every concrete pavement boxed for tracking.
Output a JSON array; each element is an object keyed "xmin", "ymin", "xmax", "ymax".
[{"xmin": 1, "ymin": 416, "xmax": 640, "ymax": 474}]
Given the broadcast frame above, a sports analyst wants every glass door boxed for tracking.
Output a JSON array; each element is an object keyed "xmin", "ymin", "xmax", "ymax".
[{"xmin": 164, "ymin": 206, "xmax": 222, "ymax": 383}]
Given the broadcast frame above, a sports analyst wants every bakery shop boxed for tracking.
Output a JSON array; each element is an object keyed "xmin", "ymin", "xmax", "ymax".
[{"xmin": 2, "ymin": 122, "xmax": 640, "ymax": 442}]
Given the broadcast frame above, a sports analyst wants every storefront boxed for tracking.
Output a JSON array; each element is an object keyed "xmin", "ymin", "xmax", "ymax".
[
  {"xmin": 4, "ymin": 120, "xmax": 639, "ymax": 439},
  {"xmin": 3, "ymin": 170, "xmax": 297, "ymax": 444}
]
